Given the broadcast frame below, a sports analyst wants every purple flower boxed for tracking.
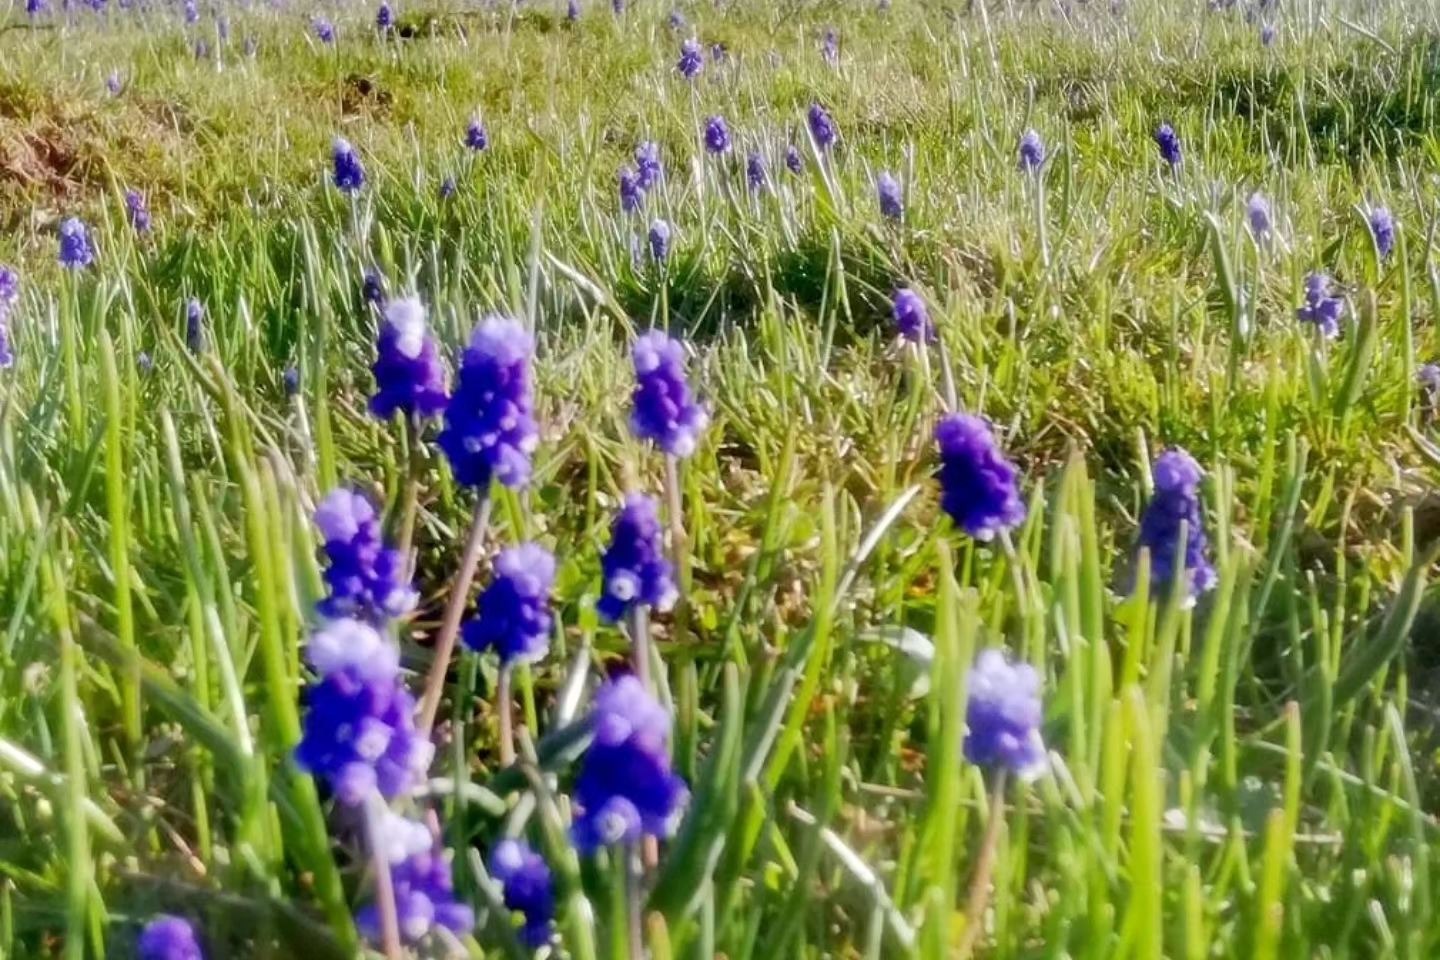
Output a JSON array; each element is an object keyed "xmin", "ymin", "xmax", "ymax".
[
  {"xmin": 677, "ymin": 38, "xmax": 703, "ymax": 79},
  {"xmin": 566, "ymin": 0, "xmax": 580, "ymax": 18},
  {"xmin": 465, "ymin": 116, "xmax": 489, "ymax": 151},
  {"xmin": 934, "ymin": 413, "xmax": 1025, "ymax": 542},
  {"xmin": 1153, "ymin": 122, "xmax": 1182, "ymax": 167},
  {"xmin": 376, "ymin": 1, "xmax": 393, "ymax": 29},
  {"xmin": 709, "ymin": 42, "xmax": 727, "ymax": 63},
  {"xmin": 1369, "ymin": 206, "xmax": 1395, "ymax": 260},
  {"xmin": 332, "ymin": 137, "xmax": 365, "ymax": 193},
  {"xmin": 357, "ymin": 822, "xmax": 474, "ymax": 944},
  {"xmin": 648, "ymin": 219, "xmax": 672, "ymax": 261},
  {"xmin": 0, "ymin": 265, "xmax": 18, "ymax": 314},
  {"xmin": 806, "ymin": 102, "xmax": 836, "ymax": 151},
  {"xmin": 182, "ymin": 0, "xmax": 196, "ymax": 22},
  {"xmin": 635, "ymin": 141, "xmax": 662, "ymax": 190},
  {"xmin": 138, "ymin": 916, "xmax": 203, "ymax": 960},
  {"xmin": 106, "ymin": 70, "xmax": 123, "ymax": 95},
  {"xmin": 611, "ymin": 0, "xmax": 623, "ymax": 13},
  {"xmin": 137, "ymin": 351, "xmax": 154, "ymax": 375},
  {"xmin": 573, "ymin": 675, "xmax": 688, "ymax": 850},
  {"xmin": 1296, "ymin": 272, "xmax": 1343, "ymax": 339},
  {"xmin": 439, "ymin": 176, "xmax": 456, "ymax": 200},
  {"xmin": 370, "ymin": 297, "xmax": 448, "ymax": 420},
  {"xmin": 463, "ymin": 543, "xmax": 555, "ymax": 666},
  {"xmin": 1246, "ymin": 192, "xmax": 1271, "ymax": 239},
  {"xmin": 314, "ymin": 488, "xmax": 419, "ymax": 621},
  {"xmin": 876, "ymin": 171, "xmax": 903, "ymax": 220},
  {"xmin": 964, "ymin": 649, "xmax": 1047, "ymax": 779},
  {"xmin": 667, "ymin": 8, "xmax": 685, "ymax": 29},
  {"xmin": 597, "ymin": 494, "xmax": 677, "ymax": 622},
  {"xmin": 1419, "ymin": 363, "xmax": 1440, "ymax": 410},
  {"xmin": 631, "ymin": 331, "xmax": 708, "ymax": 457},
  {"xmin": 1136, "ymin": 448, "xmax": 1217, "ymax": 602},
  {"xmin": 185, "ymin": 298, "xmax": 205, "ymax": 353},
  {"xmin": 439, "ymin": 316, "xmax": 538, "ymax": 491},
  {"xmin": 892, "ymin": 288, "xmax": 933, "ymax": 343},
  {"xmin": 785, "ymin": 144, "xmax": 803, "ymax": 174},
  {"xmin": 745, "ymin": 151, "xmax": 767, "ymax": 192},
  {"xmin": 820, "ymin": 26, "xmax": 838, "ymax": 64},
  {"xmin": 1018, "ymin": 129, "xmax": 1045, "ymax": 172},
  {"xmin": 1260, "ymin": 21, "xmax": 1275, "ymax": 45},
  {"xmin": 619, "ymin": 167, "xmax": 644, "ymax": 213},
  {"xmin": 703, "ymin": 115, "xmax": 730, "ymax": 154},
  {"xmin": 490, "ymin": 840, "xmax": 555, "ymax": 948},
  {"xmin": 312, "ymin": 16, "xmax": 335, "ymax": 42},
  {"xmin": 194, "ymin": 38, "xmax": 210, "ymax": 60},
  {"xmin": 283, "ymin": 365, "xmax": 301, "ymax": 396},
  {"xmin": 0, "ymin": 323, "xmax": 11, "ymax": 369},
  {"xmin": 362, "ymin": 269, "xmax": 385, "ymax": 306},
  {"xmin": 297, "ymin": 619, "xmax": 433, "ymax": 804},
  {"xmin": 26, "ymin": 0, "xmax": 46, "ymax": 16},
  {"xmin": 58, "ymin": 218, "xmax": 94, "ymax": 269}
]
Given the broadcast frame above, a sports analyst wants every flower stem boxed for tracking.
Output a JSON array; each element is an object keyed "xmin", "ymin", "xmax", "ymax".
[
  {"xmin": 627, "ymin": 842, "xmax": 645, "ymax": 960},
  {"xmin": 497, "ymin": 662, "xmax": 515, "ymax": 767},
  {"xmin": 417, "ymin": 495, "xmax": 492, "ymax": 734},
  {"xmin": 363, "ymin": 793, "xmax": 404, "ymax": 960},
  {"xmin": 957, "ymin": 770, "xmax": 1009, "ymax": 960},
  {"xmin": 664, "ymin": 453, "xmax": 690, "ymax": 640},
  {"xmin": 628, "ymin": 604, "xmax": 651, "ymax": 689}
]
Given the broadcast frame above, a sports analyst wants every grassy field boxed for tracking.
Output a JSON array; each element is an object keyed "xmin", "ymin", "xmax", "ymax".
[{"xmin": 4, "ymin": 0, "xmax": 1440, "ymax": 956}]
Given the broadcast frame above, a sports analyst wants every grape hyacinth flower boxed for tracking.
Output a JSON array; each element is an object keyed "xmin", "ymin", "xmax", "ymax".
[
  {"xmin": 462, "ymin": 543, "xmax": 556, "ymax": 666},
  {"xmin": 332, "ymin": 137, "xmax": 365, "ymax": 193},
  {"xmin": 677, "ymin": 38, "xmax": 703, "ymax": 79},
  {"xmin": 283, "ymin": 365, "xmax": 301, "ymax": 396},
  {"xmin": 439, "ymin": 316, "xmax": 538, "ymax": 491},
  {"xmin": 362, "ymin": 269, "xmax": 385, "ymax": 306},
  {"xmin": 1154, "ymin": 122, "xmax": 1182, "ymax": 168},
  {"xmin": 58, "ymin": 218, "xmax": 94, "ymax": 269},
  {"xmin": 648, "ymin": 218, "xmax": 672, "ymax": 261},
  {"xmin": 619, "ymin": 167, "xmax": 644, "ymax": 213},
  {"xmin": 439, "ymin": 176, "xmax": 456, "ymax": 200},
  {"xmin": 137, "ymin": 352, "xmax": 154, "ymax": 375},
  {"xmin": 465, "ymin": 116, "xmax": 489, "ymax": 152},
  {"xmin": 1260, "ymin": 21, "xmax": 1275, "ymax": 45},
  {"xmin": 1419, "ymin": 363, "xmax": 1440, "ymax": 411},
  {"xmin": 182, "ymin": 0, "xmax": 196, "ymax": 22},
  {"xmin": 709, "ymin": 42, "xmax": 727, "ymax": 63},
  {"xmin": 376, "ymin": 1, "xmax": 393, "ymax": 29},
  {"xmin": 703, "ymin": 115, "xmax": 730, "ymax": 154},
  {"xmin": 1136, "ymin": 448, "xmax": 1217, "ymax": 602},
  {"xmin": 314, "ymin": 488, "xmax": 419, "ymax": 620},
  {"xmin": 490, "ymin": 840, "xmax": 555, "ymax": 948},
  {"xmin": 807, "ymin": 102, "xmax": 836, "ymax": 151},
  {"xmin": 597, "ymin": 494, "xmax": 677, "ymax": 622},
  {"xmin": 631, "ymin": 331, "xmax": 709, "ymax": 457},
  {"xmin": 934, "ymin": 413, "xmax": 1026, "ymax": 542},
  {"xmin": 185, "ymin": 298, "xmax": 205, "ymax": 353},
  {"xmin": 876, "ymin": 171, "xmax": 903, "ymax": 220},
  {"xmin": 746, "ymin": 152, "xmax": 767, "ymax": 192},
  {"xmin": 634, "ymin": 141, "xmax": 662, "ymax": 190},
  {"xmin": 357, "ymin": 821, "xmax": 474, "ymax": 944},
  {"xmin": 785, "ymin": 144, "xmax": 803, "ymax": 174},
  {"xmin": 572, "ymin": 675, "xmax": 688, "ymax": 850},
  {"xmin": 297, "ymin": 618, "xmax": 433, "ymax": 804},
  {"xmin": 312, "ymin": 16, "xmax": 335, "ymax": 42},
  {"xmin": 106, "ymin": 70, "xmax": 123, "ymax": 96},
  {"xmin": 26, "ymin": 0, "xmax": 46, "ymax": 16},
  {"xmin": 370, "ymin": 297, "xmax": 448, "ymax": 420},
  {"xmin": 892, "ymin": 288, "xmax": 934, "ymax": 344},
  {"xmin": 194, "ymin": 38, "xmax": 210, "ymax": 60},
  {"xmin": 566, "ymin": 0, "xmax": 579, "ymax": 19},
  {"xmin": 667, "ymin": 8, "xmax": 685, "ymax": 29},
  {"xmin": 821, "ymin": 26, "xmax": 839, "ymax": 64},
  {"xmin": 1296, "ymin": 272, "xmax": 1343, "ymax": 339},
  {"xmin": 1369, "ymin": 206, "xmax": 1395, "ymax": 260},
  {"xmin": 0, "ymin": 265, "xmax": 15, "ymax": 369},
  {"xmin": 1246, "ymin": 191, "xmax": 1271, "ymax": 240},
  {"xmin": 138, "ymin": 915, "xmax": 204, "ymax": 960},
  {"xmin": 1018, "ymin": 128, "xmax": 1045, "ymax": 172},
  {"xmin": 964, "ymin": 649, "xmax": 1047, "ymax": 779}
]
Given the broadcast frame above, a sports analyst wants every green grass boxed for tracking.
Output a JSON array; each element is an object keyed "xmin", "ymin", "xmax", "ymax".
[{"xmin": 3, "ymin": 0, "xmax": 1440, "ymax": 956}]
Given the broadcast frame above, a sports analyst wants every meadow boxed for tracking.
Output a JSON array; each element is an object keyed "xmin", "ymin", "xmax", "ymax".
[{"xmin": 2, "ymin": 0, "xmax": 1440, "ymax": 956}]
